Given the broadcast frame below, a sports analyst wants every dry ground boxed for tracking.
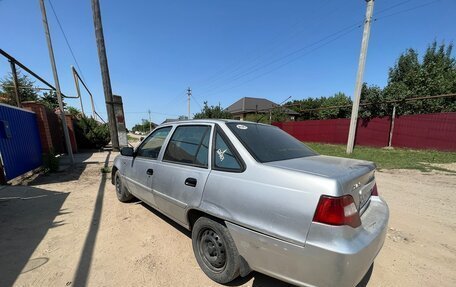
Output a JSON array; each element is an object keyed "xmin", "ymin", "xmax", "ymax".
[{"xmin": 1, "ymin": 152, "xmax": 455, "ymax": 287}]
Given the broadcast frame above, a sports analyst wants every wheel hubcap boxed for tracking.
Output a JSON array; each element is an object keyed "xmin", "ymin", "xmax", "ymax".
[{"xmin": 198, "ymin": 228, "xmax": 226, "ymax": 271}]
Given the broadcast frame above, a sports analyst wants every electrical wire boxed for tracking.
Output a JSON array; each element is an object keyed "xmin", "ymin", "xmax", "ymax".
[
  {"xmin": 375, "ymin": 0, "xmax": 413, "ymax": 15},
  {"xmin": 47, "ymin": 0, "xmax": 87, "ymax": 83},
  {"xmin": 374, "ymin": 0, "xmax": 442, "ymax": 22},
  {"xmin": 194, "ymin": 0, "xmax": 443, "ymax": 100},
  {"xmin": 191, "ymin": 1, "xmax": 334, "ymax": 91},
  {"xmin": 197, "ymin": 25, "xmax": 360, "ymax": 99},
  {"xmin": 191, "ymin": 94, "xmax": 202, "ymax": 110},
  {"xmin": 196, "ymin": 21, "xmax": 363, "ymax": 98}
]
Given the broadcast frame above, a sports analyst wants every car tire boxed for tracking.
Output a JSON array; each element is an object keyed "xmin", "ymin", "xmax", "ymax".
[
  {"xmin": 192, "ymin": 217, "xmax": 240, "ymax": 284},
  {"xmin": 114, "ymin": 170, "xmax": 134, "ymax": 202}
]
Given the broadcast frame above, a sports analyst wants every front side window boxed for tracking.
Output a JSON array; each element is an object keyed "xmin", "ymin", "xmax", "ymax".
[
  {"xmin": 163, "ymin": 125, "xmax": 211, "ymax": 167},
  {"xmin": 213, "ymin": 131, "xmax": 242, "ymax": 171},
  {"xmin": 136, "ymin": 127, "xmax": 172, "ymax": 159},
  {"xmin": 226, "ymin": 122, "xmax": 317, "ymax": 163}
]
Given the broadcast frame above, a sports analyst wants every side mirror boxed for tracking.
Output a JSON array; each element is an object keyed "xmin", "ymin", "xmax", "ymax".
[
  {"xmin": 120, "ymin": 146, "xmax": 135, "ymax": 157},
  {"xmin": 140, "ymin": 137, "xmax": 144, "ymax": 141}
]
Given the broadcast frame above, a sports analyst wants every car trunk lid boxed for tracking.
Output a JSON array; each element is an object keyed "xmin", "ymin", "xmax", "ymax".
[{"xmin": 264, "ymin": 155, "xmax": 376, "ymax": 212}]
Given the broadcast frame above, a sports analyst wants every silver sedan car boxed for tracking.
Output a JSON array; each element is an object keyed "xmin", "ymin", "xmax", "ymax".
[{"xmin": 112, "ymin": 120, "xmax": 389, "ymax": 287}]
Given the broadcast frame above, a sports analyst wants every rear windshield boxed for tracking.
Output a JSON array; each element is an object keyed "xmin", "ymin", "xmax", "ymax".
[{"xmin": 226, "ymin": 122, "xmax": 317, "ymax": 163}]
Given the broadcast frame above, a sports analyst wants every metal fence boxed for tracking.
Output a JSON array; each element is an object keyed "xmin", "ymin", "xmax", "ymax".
[
  {"xmin": 273, "ymin": 112, "xmax": 456, "ymax": 151},
  {"xmin": 0, "ymin": 103, "xmax": 42, "ymax": 181}
]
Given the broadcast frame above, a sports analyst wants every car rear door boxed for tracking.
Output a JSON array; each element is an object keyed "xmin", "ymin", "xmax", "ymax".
[
  {"xmin": 125, "ymin": 126, "xmax": 172, "ymax": 207},
  {"xmin": 152, "ymin": 124, "xmax": 212, "ymax": 225}
]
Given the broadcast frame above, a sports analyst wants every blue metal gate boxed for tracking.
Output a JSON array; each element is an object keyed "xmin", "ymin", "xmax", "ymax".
[{"xmin": 0, "ymin": 104, "xmax": 42, "ymax": 181}]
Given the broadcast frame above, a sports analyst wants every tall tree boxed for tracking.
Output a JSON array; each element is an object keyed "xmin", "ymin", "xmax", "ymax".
[
  {"xmin": 360, "ymin": 83, "xmax": 386, "ymax": 118},
  {"xmin": 285, "ymin": 93, "xmax": 351, "ymax": 120},
  {"xmin": 318, "ymin": 92, "xmax": 352, "ymax": 119},
  {"xmin": 383, "ymin": 41, "xmax": 456, "ymax": 115},
  {"xmin": 39, "ymin": 90, "xmax": 61, "ymax": 110},
  {"xmin": 0, "ymin": 71, "xmax": 38, "ymax": 105},
  {"xmin": 132, "ymin": 119, "xmax": 156, "ymax": 133},
  {"xmin": 193, "ymin": 102, "xmax": 232, "ymax": 119}
]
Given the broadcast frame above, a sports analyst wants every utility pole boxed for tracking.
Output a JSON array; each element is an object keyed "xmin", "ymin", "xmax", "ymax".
[
  {"xmin": 9, "ymin": 60, "xmax": 21, "ymax": 107},
  {"xmin": 39, "ymin": 0, "xmax": 74, "ymax": 164},
  {"xmin": 71, "ymin": 66, "xmax": 85, "ymax": 117},
  {"xmin": 91, "ymin": 0, "xmax": 119, "ymax": 150},
  {"xmin": 346, "ymin": 0, "xmax": 375, "ymax": 154},
  {"xmin": 387, "ymin": 105, "xmax": 396, "ymax": 147},
  {"xmin": 187, "ymin": 87, "xmax": 191, "ymax": 120},
  {"xmin": 148, "ymin": 109, "xmax": 152, "ymax": 132}
]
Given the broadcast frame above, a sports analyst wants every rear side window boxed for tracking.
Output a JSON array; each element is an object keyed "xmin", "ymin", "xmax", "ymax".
[
  {"xmin": 163, "ymin": 125, "xmax": 210, "ymax": 168},
  {"xmin": 226, "ymin": 122, "xmax": 317, "ymax": 163},
  {"xmin": 213, "ymin": 131, "xmax": 242, "ymax": 171}
]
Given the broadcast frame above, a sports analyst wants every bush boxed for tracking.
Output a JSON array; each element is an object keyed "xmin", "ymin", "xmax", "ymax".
[{"xmin": 74, "ymin": 116, "xmax": 111, "ymax": 149}]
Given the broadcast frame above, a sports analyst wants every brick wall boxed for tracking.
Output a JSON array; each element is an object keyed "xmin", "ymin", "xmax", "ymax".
[{"xmin": 22, "ymin": 102, "xmax": 77, "ymax": 154}]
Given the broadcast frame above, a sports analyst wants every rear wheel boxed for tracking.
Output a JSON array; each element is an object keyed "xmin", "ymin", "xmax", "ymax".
[
  {"xmin": 192, "ymin": 217, "xmax": 240, "ymax": 284},
  {"xmin": 114, "ymin": 171, "xmax": 134, "ymax": 202}
]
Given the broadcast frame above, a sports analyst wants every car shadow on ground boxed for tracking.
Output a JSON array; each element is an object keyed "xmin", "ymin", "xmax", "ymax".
[{"xmin": 0, "ymin": 185, "xmax": 69, "ymax": 287}]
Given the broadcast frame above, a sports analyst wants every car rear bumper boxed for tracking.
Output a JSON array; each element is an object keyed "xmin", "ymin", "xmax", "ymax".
[{"xmin": 226, "ymin": 196, "xmax": 389, "ymax": 287}]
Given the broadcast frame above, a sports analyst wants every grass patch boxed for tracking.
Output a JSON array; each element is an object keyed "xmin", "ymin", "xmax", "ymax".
[
  {"xmin": 127, "ymin": 135, "xmax": 139, "ymax": 142},
  {"xmin": 100, "ymin": 166, "xmax": 111, "ymax": 174},
  {"xmin": 305, "ymin": 142, "xmax": 456, "ymax": 171}
]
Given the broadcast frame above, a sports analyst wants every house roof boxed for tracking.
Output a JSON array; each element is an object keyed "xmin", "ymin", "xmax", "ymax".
[{"xmin": 225, "ymin": 97, "xmax": 299, "ymax": 115}]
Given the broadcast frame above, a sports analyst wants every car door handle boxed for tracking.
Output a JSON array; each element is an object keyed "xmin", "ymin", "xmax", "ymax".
[
  {"xmin": 146, "ymin": 168, "xmax": 154, "ymax": 175},
  {"xmin": 185, "ymin": 177, "xmax": 197, "ymax": 187}
]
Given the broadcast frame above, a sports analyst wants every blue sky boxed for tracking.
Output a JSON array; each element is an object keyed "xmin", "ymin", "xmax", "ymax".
[{"xmin": 0, "ymin": 0, "xmax": 454, "ymax": 128}]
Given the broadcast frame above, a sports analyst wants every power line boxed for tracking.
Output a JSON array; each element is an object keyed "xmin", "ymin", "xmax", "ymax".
[
  {"xmin": 194, "ymin": 0, "xmax": 443, "ymax": 100},
  {"xmin": 122, "ymin": 111, "xmax": 181, "ymax": 117},
  {"xmin": 191, "ymin": 1, "xmax": 334, "ymax": 91},
  {"xmin": 196, "ymin": 23, "xmax": 362, "ymax": 98},
  {"xmin": 47, "ymin": 0, "xmax": 87, "ymax": 82},
  {"xmin": 191, "ymin": 94, "xmax": 202, "ymax": 110},
  {"xmin": 375, "ymin": 0, "xmax": 412, "ymax": 15},
  {"xmin": 374, "ymin": 0, "xmax": 442, "ymax": 21}
]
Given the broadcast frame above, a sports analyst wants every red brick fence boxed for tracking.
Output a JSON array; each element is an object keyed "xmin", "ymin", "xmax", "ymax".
[{"xmin": 273, "ymin": 112, "xmax": 456, "ymax": 151}]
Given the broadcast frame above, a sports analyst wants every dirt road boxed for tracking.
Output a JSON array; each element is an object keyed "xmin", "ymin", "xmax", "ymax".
[{"xmin": 1, "ymin": 152, "xmax": 455, "ymax": 287}]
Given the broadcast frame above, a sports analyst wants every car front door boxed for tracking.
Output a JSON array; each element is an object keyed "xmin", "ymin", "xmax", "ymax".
[
  {"xmin": 152, "ymin": 124, "xmax": 212, "ymax": 225},
  {"xmin": 125, "ymin": 126, "xmax": 172, "ymax": 207}
]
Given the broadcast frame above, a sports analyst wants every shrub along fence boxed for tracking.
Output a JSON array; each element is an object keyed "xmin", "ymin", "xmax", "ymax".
[{"xmin": 273, "ymin": 112, "xmax": 456, "ymax": 151}]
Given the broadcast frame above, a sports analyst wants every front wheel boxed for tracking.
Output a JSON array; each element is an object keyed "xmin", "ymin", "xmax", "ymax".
[
  {"xmin": 192, "ymin": 217, "xmax": 240, "ymax": 284},
  {"xmin": 114, "ymin": 171, "xmax": 134, "ymax": 202}
]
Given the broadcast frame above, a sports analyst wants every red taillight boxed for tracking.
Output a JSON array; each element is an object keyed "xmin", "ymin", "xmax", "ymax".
[
  {"xmin": 313, "ymin": 195, "xmax": 361, "ymax": 228},
  {"xmin": 371, "ymin": 183, "xmax": 379, "ymax": 196}
]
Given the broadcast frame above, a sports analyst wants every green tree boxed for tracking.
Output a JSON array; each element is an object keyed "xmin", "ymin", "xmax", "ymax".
[
  {"xmin": 132, "ymin": 119, "xmax": 156, "ymax": 133},
  {"xmin": 383, "ymin": 41, "xmax": 456, "ymax": 115},
  {"xmin": 67, "ymin": 106, "xmax": 82, "ymax": 117},
  {"xmin": 359, "ymin": 84, "xmax": 387, "ymax": 118},
  {"xmin": 317, "ymin": 92, "xmax": 352, "ymax": 119},
  {"xmin": 74, "ymin": 116, "xmax": 110, "ymax": 149},
  {"xmin": 285, "ymin": 93, "xmax": 351, "ymax": 120},
  {"xmin": 39, "ymin": 90, "xmax": 62, "ymax": 110},
  {"xmin": 0, "ymin": 71, "xmax": 38, "ymax": 105},
  {"xmin": 286, "ymin": 97, "xmax": 324, "ymax": 120},
  {"xmin": 193, "ymin": 102, "xmax": 232, "ymax": 119}
]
